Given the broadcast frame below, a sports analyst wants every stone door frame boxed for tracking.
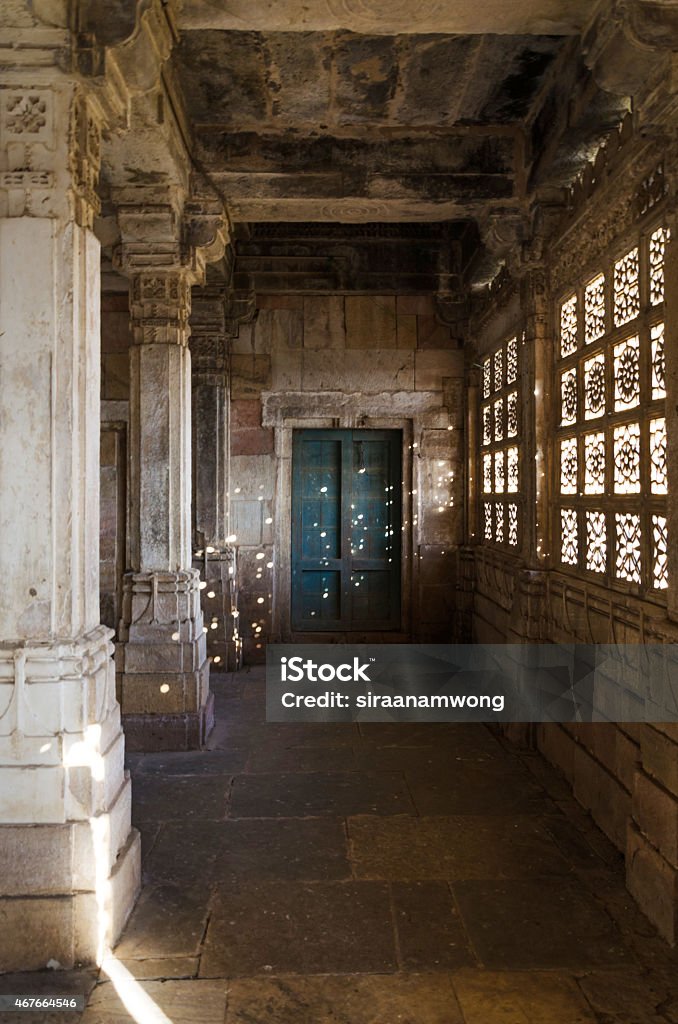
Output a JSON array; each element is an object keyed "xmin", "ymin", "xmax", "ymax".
[{"xmin": 262, "ymin": 388, "xmax": 449, "ymax": 642}]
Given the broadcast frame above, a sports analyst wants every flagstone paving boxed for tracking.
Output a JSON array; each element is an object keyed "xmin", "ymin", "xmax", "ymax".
[{"xmin": 2, "ymin": 665, "xmax": 678, "ymax": 1023}]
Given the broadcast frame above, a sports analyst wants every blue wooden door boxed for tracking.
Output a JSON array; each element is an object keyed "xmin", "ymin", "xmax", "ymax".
[{"xmin": 291, "ymin": 429, "xmax": 401, "ymax": 631}]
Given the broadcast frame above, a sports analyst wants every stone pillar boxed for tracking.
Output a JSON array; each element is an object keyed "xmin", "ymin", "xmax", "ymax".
[
  {"xmin": 507, "ymin": 260, "xmax": 552, "ymax": 648},
  {"xmin": 115, "ymin": 252, "xmax": 214, "ymax": 750},
  {"xmin": 190, "ymin": 285, "xmax": 237, "ymax": 670},
  {"xmin": 520, "ymin": 262, "xmax": 551, "ymax": 570},
  {"xmin": 0, "ymin": 82, "xmax": 139, "ymax": 969}
]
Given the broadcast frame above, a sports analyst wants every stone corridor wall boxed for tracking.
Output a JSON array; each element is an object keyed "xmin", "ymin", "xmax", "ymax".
[
  {"xmin": 225, "ymin": 293, "xmax": 465, "ymax": 662},
  {"xmin": 469, "ymin": 127, "xmax": 678, "ymax": 944}
]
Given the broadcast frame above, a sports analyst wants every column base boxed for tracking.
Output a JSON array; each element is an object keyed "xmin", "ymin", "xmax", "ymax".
[
  {"xmin": 0, "ymin": 628, "xmax": 141, "ymax": 970},
  {"xmin": 123, "ymin": 688, "xmax": 215, "ymax": 752},
  {"xmin": 117, "ymin": 570, "xmax": 213, "ymax": 751},
  {"xmin": 0, "ymin": 828, "xmax": 141, "ymax": 973}
]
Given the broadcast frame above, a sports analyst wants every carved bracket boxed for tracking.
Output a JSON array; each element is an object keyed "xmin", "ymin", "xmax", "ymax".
[{"xmin": 224, "ymin": 289, "xmax": 258, "ymax": 339}]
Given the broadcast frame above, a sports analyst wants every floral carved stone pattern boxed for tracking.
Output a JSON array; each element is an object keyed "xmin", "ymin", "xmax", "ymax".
[
  {"xmin": 652, "ymin": 515, "xmax": 668, "ymax": 590},
  {"xmin": 560, "ymin": 438, "xmax": 577, "ymax": 495},
  {"xmin": 585, "ymin": 510, "xmax": 606, "ymax": 574},
  {"xmin": 613, "ymin": 423, "xmax": 641, "ymax": 494},
  {"xmin": 561, "ymin": 508, "xmax": 578, "ymax": 566},
  {"xmin": 561, "ymin": 369, "xmax": 577, "ymax": 425},
  {"xmin": 614, "ymin": 337, "xmax": 640, "ymax": 411},
  {"xmin": 5, "ymin": 94, "xmax": 47, "ymax": 134},
  {"xmin": 584, "ymin": 432, "xmax": 605, "ymax": 495},
  {"xmin": 616, "ymin": 512, "xmax": 641, "ymax": 584},
  {"xmin": 651, "ymin": 323, "xmax": 666, "ymax": 399},
  {"xmin": 584, "ymin": 355, "xmax": 605, "ymax": 419},
  {"xmin": 613, "ymin": 247, "xmax": 640, "ymax": 328}
]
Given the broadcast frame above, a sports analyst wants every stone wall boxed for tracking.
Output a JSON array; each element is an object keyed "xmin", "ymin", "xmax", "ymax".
[
  {"xmin": 469, "ymin": 129, "xmax": 678, "ymax": 944},
  {"xmin": 222, "ymin": 292, "xmax": 465, "ymax": 662}
]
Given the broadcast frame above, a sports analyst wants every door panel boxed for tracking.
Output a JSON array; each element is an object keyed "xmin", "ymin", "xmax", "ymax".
[{"xmin": 292, "ymin": 429, "xmax": 401, "ymax": 631}]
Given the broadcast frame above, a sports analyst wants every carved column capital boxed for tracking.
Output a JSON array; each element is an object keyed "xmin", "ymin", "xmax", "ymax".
[
  {"xmin": 190, "ymin": 285, "xmax": 229, "ymax": 382},
  {"xmin": 113, "ymin": 193, "xmax": 230, "ymax": 347},
  {"xmin": 128, "ymin": 271, "xmax": 193, "ymax": 347},
  {"xmin": 0, "ymin": 83, "xmax": 103, "ymax": 226},
  {"xmin": 114, "ymin": 192, "xmax": 230, "ymax": 282}
]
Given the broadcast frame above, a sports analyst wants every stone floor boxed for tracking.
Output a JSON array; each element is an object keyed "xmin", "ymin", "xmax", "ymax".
[{"xmin": 3, "ymin": 665, "xmax": 678, "ymax": 1023}]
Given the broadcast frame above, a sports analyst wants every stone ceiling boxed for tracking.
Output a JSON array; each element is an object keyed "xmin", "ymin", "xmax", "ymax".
[
  {"xmin": 98, "ymin": 1, "xmax": 630, "ymax": 293},
  {"xmin": 175, "ymin": 28, "xmax": 566, "ymax": 223},
  {"xmin": 168, "ymin": 0, "xmax": 626, "ymax": 228}
]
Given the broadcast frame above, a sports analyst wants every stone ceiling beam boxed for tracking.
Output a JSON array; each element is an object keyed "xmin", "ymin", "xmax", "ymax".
[
  {"xmin": 196, "ymin": 131, "xmax": 519, "ymax": 222},
  {"xmin": 220, "ymin": 197, "xmax": 521, "ymax": 224},
  {"xmin": 176, "ymin": 0, "xmax": 593, "ymax": 35}
]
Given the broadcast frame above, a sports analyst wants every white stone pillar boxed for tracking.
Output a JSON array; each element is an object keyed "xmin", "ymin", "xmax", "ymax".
[
  {"xmin": 0, "ymin": 83, "xmax": 139, "ymax": 970},
  {"xmin": 116, "ymin": 265, "xmax": 213, "ymax": 750}
]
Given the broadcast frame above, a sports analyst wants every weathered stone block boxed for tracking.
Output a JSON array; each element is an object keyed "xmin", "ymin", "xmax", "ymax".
[
  {"xmin": 271, "ymin": 348, "xmax": 302, "ymax": 390},
  {"xmin": 231, "ymin": 427, "xmax": 274, "ymax": 456},
  {"xmin": 230, "ymin": 354, "xmax": 271, "ymax": 398},
  {"xmin": 230, "ymin": 499, "xmax": 263, "ymax": 546},
  {"xmin": 538, "ymin": 724, "xmax": 576, "ymax": 783},
  {"xmin": 627, "ymin": 821, "xmax": 678, "ymax": 945},
  {"xmin": 641, "ymin": 725, "xmax": 678, "ymax": 797},
  {"xmin": 417, "ymin": 315, "xmax": 452, "ymax": 350},
  {"xmin": 633, "ymin": 770, "xmax": 678, "ymax": 867},
  {"xmin": 397, "ymin": 295, "xmax": 434, "ymax": 316},
  {"xmin": 396, "ymin": 314, "xmax": 417, "ymax": 349},
  {"xmin": 303, "ymin": 296, "xmax": 346, "ymax": 349},
  {"xmin": 615, "ymin": 728, "xmax": 640, "ymax": 794},
  {"xmin": 237, "ymin": 547, "xmax": 274, "ymax": 581},
  {"xmin": 302, "ymin": 350, "xmax": 414, "ymax": 392},
  {"xmin": 231, "ymin": 400, "xmax": 262, "ymax": 430},
  {"xmin": 573, "ymin": 742, "xmax": 629, "ymax": 851},
  {"xmin": 420, "ymin": 428, "xmax": 460, "ymax": 459},
  {"xmin": 230, "ymin": 453, "xmax": 276, "ymax": 501},
  {"xmin": 345, "ymin": 296, "xmax": 396, "ymax": 349},
  {"xmin": 230, "ymin": 321, "xmax": 255, "ymax": 354},
  {"xmin": 577, "ymin": 724, "xmax": 617, "ymax": 781},
  {"xmin": 0, "ymin": 765, "xmax": 66, "ymax": 824},
  {"xmin": 0, "ymin": 897, "xmax": 73, "ymax": 971},
  {"xmin": 418, "ymin": 546, "xmax": 458, "ymax": 586},
  {"xmin": 0, "ymin": 824, "xmax": 72, "ymax": 896},
  {"xmin": 419, "ymin": 502, "xmax": 462, "ymax": 546},
  {"xmin": 415, "ymin": 350, "xmax": 463, "ymax": 390},
  {"xmin": 123, "ymin": 689, "xmax": 214, "ymax": 753},
  {"xmin": 254, "ymin": 308, "xmax": 303, "ymax": 352}
]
